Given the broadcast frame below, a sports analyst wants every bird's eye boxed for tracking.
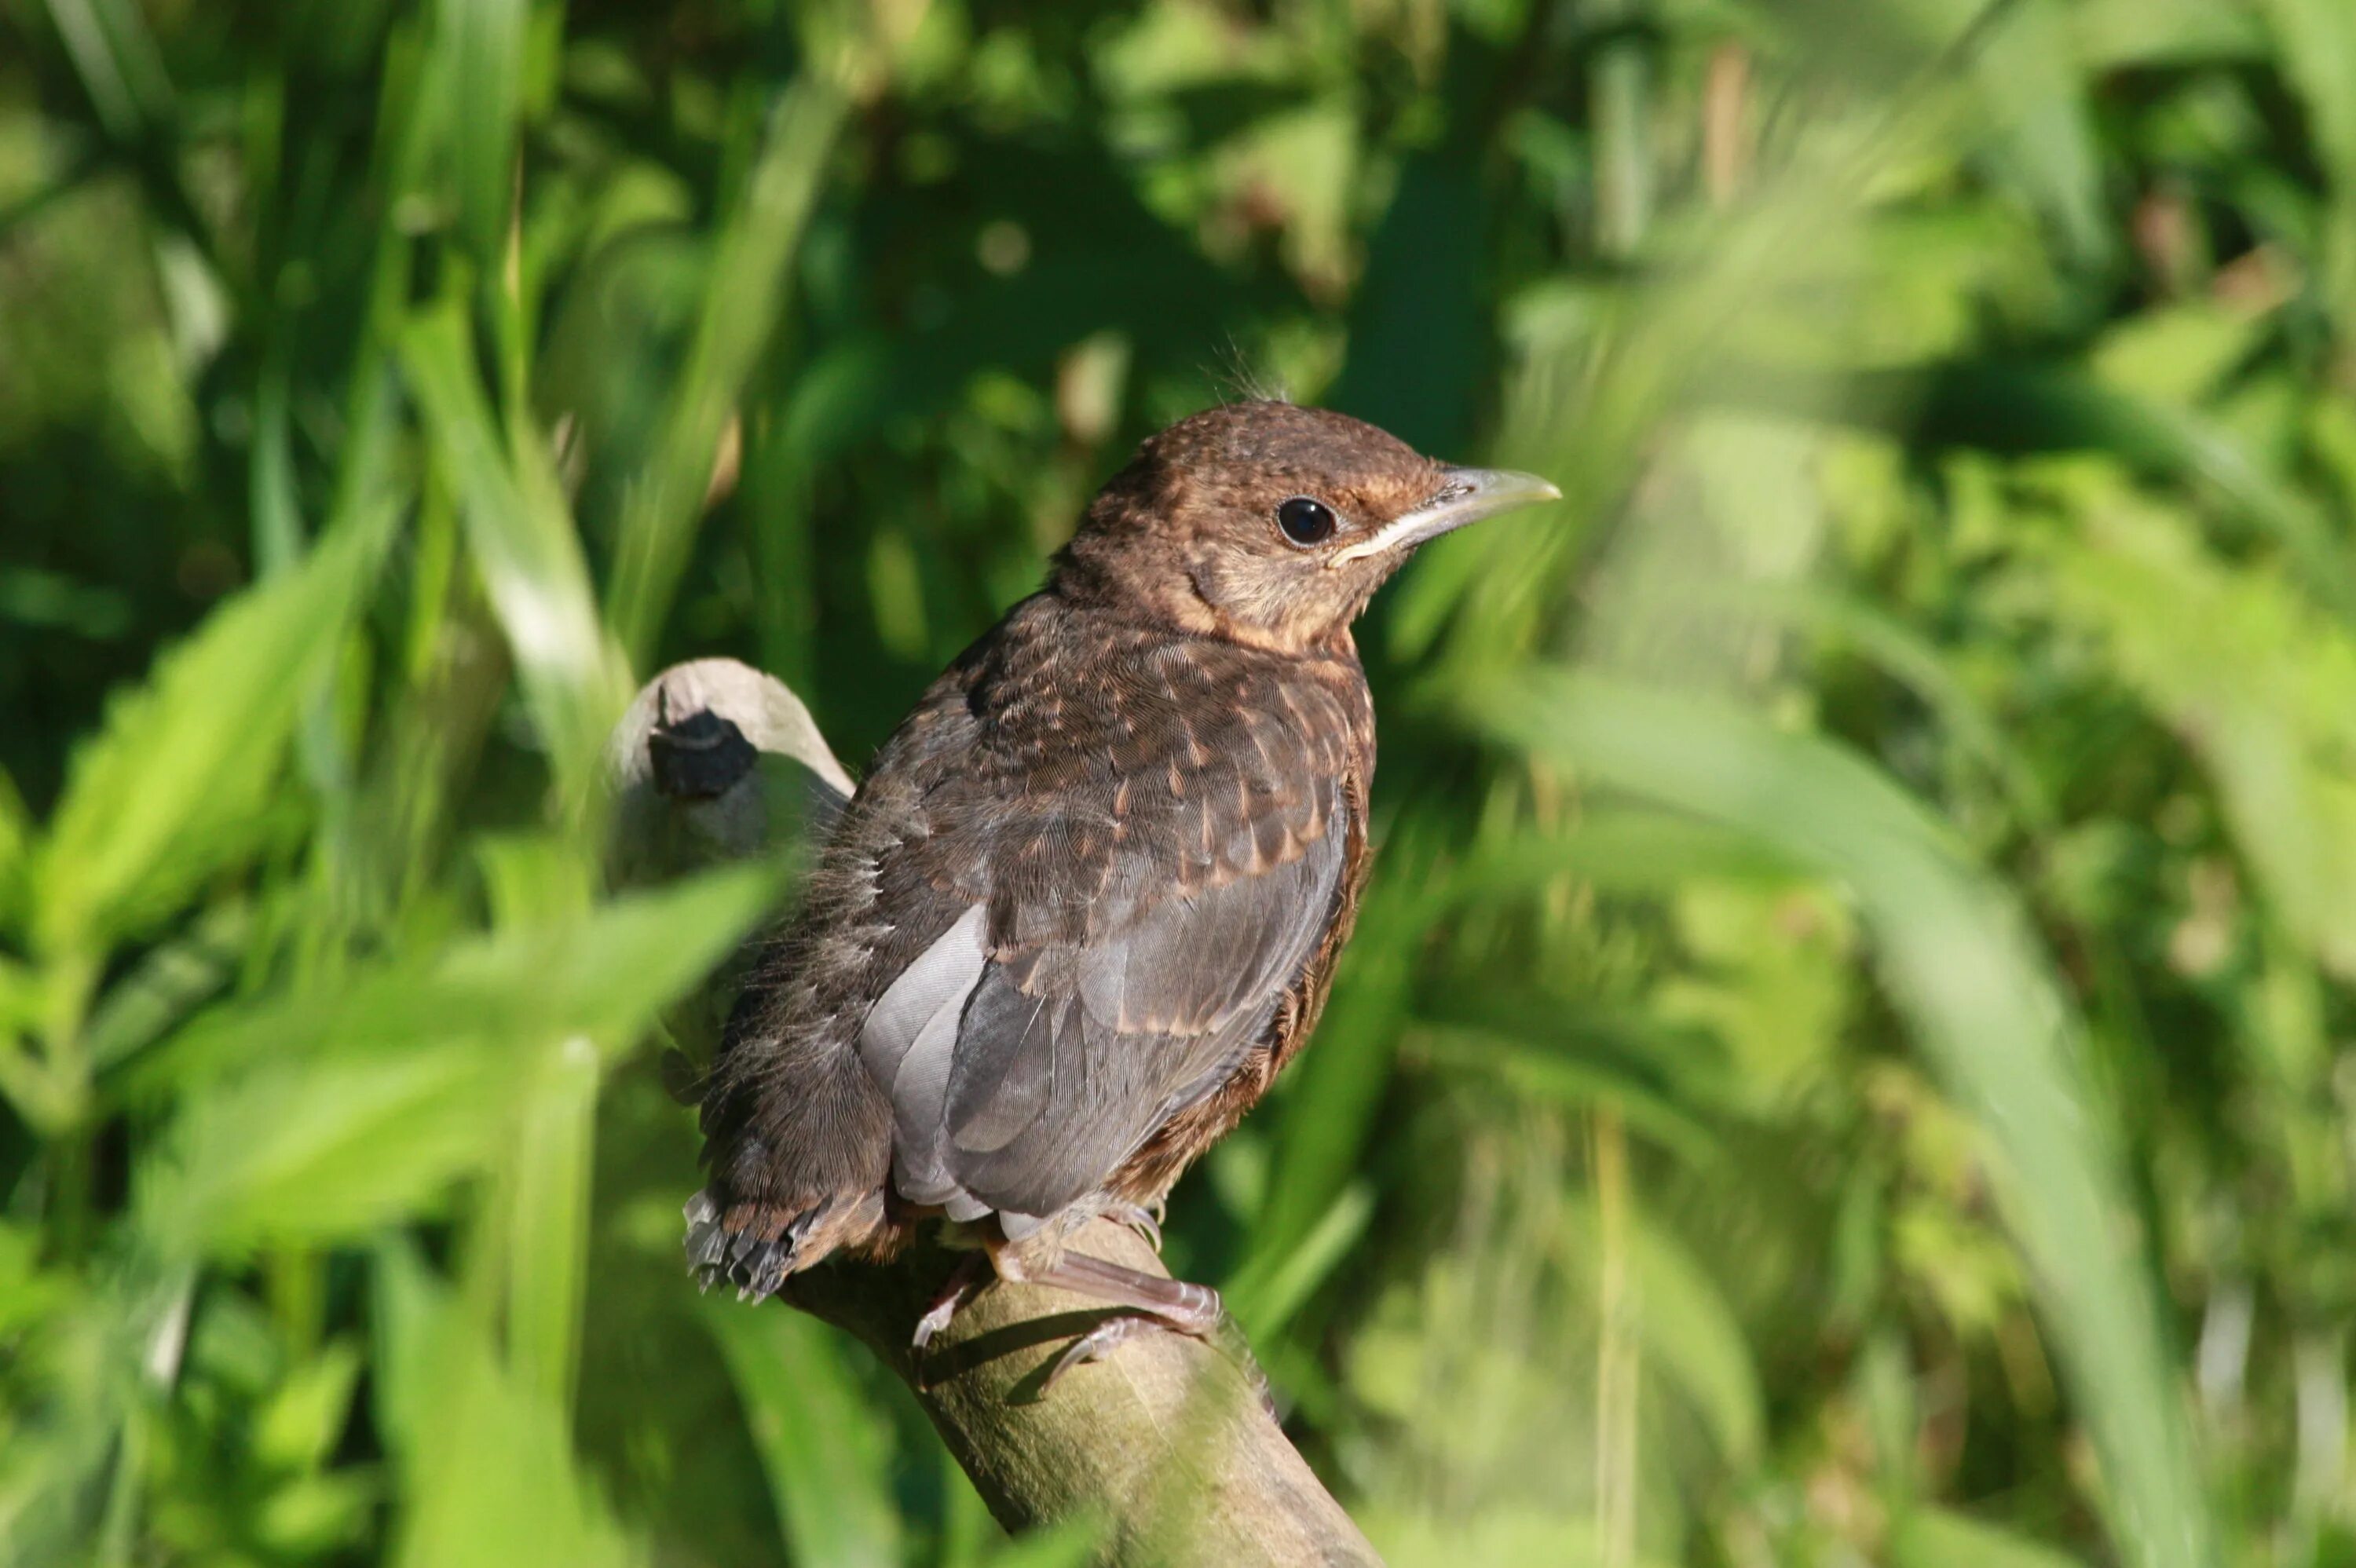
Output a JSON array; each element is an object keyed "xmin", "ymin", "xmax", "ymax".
[{"xmin": 1276, "ymin": 496, "xmax": 1337, "ymax": 547}]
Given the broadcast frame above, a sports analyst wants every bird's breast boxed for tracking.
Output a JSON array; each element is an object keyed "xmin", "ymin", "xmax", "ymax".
[{"xmin": 946, "ymin": 617, "xmax": 1370, "ymax": 920}]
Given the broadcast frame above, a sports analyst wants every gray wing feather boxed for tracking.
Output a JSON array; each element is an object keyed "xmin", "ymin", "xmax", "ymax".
[
  {"xmin": 858, "ymin": 904, "xmax": 989, "ymax": 1208},
  {"xmin": 853, "ymin": 779, "xmax": 1348, "ymax": 1226},
  {"xmin": 939, "ymin": 824, "xmax": 1344, "ymax": 1219}
]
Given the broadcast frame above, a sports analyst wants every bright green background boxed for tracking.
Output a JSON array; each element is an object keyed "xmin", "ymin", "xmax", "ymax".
[{"xmin": 2, "ymin": 0, "xmax": 2351, "ymax": 1564}]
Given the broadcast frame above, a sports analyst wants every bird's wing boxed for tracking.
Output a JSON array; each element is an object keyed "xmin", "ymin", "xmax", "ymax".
[{"xmin": 858, "ymin": 770, "xmax": 1349, "ymax": 1230}]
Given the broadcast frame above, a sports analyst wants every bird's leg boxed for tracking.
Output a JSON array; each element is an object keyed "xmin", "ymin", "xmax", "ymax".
[
  {"xmin": 911, "ymin": 1250, "xmax": 993, "ymax": 1354},
  {"xmin": 1028, "ymin": 1252, "xmax": 1219, "ymax": 1394},
  {"xmin": 1020, "ymin": 1247, "xmax": 1224, "ymax": 1335},
  {"xmin": 992, "ymin": 1245, "xmax": 1271, "ymax": 1405}
]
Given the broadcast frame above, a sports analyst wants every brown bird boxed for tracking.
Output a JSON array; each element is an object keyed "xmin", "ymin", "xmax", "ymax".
[{"xmin": 686, "ymin": 400, "xmax": 1557, "ymax": 1380}]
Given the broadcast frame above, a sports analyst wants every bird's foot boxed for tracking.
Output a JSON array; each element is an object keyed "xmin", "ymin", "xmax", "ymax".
[
  {"xmin": 992, "ymin": 1243, "xmax": 1275, "ymax": 1413},
  {"xmin": 1034, "ymin": 1306, "xmax": 1277, "ymax": 1417},
  {"xmin": 911, "ymin": 1252, "xmax": 992, "ymax": 1356},
  {"xmin": 1038, "ymin": 1311, "xmax": 1166, "ymax": 1392},
  {"xmin": 1103, "ymin": 1200, "xmax": 1165, "ymax": 1253}
]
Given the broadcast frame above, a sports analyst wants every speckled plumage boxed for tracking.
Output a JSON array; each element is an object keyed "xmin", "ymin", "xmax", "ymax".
[{"xmin": 687, "ymin": 403, "xmax": 1553, "ymax": 1325}]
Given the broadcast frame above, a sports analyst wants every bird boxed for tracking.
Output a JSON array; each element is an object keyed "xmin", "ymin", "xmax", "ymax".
[{"xmin": 685, "ymin": 399, "xmax": 1557, "ymax": 1382}]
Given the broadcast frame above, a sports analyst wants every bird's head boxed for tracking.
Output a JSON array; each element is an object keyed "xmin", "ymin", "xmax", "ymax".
[{"xmin": 1055, "ymin": 401, "xmax": 1560, "ymax": 654}]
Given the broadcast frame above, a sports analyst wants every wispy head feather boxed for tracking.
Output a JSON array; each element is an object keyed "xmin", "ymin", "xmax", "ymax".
[{"xmin": 1205, "ymin": 338, "xmax": 1292, "ymax": 407}]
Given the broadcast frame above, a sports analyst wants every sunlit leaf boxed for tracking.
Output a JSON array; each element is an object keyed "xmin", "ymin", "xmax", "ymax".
[
  {"xmin": 141, "ymin": 863, "xmax": 774, "ymax": 1096},
  {"xmin": 1471, "ymin": 670, "xmax": 2215, "ymax": 1568},
  {"xmin": 82, "ymin": 899, "xmax": 252, "ymax": 1073},
  {"xmin": 700, "ymin": 1300, "xmax": 901, "ymax": 1568},
  {"xmin": 33, "ymin": 519, "xmax": 376, "ymax": 954},
  {"xmin": 434, "ymin": 0, "xmax": 525, "ymax": 266},
  {"xmin": 1890, "ymin": 1507, "xmax": 2088, "ymax": 1568},
  {"xmin": 373, "ymin": 1241, "xmax": 639, "ymax": 1568},
  {"xmin": 2043, "ymin": 505, "xmax": 2356, "ymax": 976},
  {"xmin": 138, "ymin": 1041, "xmax": 510, "ymax": 1252},
  {"xmin": 399, "ymin": 302, "xmax": 628, "ymax": 802},
  {"xmin": 134, "ymin": 868, "xmax": 773, "ymax": 1252},
  {"xmin": 605, "ymin": 76, "xmax": 848, "ymax": 662},
  {"xmin": 1224, "ymin": 1180, "xmax": 1373, "ymax": 1339},
  {"xmin": 254, "ymin": 1340, "xmax": 366, "ymax": 1473}
]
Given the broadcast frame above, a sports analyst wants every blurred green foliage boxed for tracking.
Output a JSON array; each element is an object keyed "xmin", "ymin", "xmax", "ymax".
[{"xmin": 2, "ymin": 0, "xmax": 2354, "ymax": 1563}]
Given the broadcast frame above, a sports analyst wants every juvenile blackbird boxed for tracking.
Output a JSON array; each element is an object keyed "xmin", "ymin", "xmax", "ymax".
[{"xmin": 686, "ymin": 400, "xmax": 1557, "ymax": 1378}]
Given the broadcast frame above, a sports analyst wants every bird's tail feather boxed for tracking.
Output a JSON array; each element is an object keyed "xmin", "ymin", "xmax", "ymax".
[{"xmin": 682, "ymin": 1186, "xmax": 881, "ymax": 1302}]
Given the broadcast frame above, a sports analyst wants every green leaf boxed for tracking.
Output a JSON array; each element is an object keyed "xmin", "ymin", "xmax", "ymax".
[
  {"xmin": 605, "ymin": 75, "xmax": 849, "ymax": 662},
  {"xmin": 1705, "ymin": 583, "xmax": 2054, "ymax": 828},
  {"xmin": 254, "ymin": 1469, "xmax": 379, "ymax": 1557},
  {"xmin": 2043, "ymin": 507, "xmax": 2356, "ymax": 977},
  {"xmin": 1367, "ymin": 1506, "xmax": 1679, "ymax": 1568},
  {"xmin": 1563, "ymin": 1197, "xmax": 1766, "ymax": 1467},
  {"xmin": 700, "ymin": 1301, "xmax": 901, "ymax": 1568},
  {"xmin": 1239, "ymin": 824, "xmax": 1438, "ymax": 1279},
  {"xmin": 33, "ymin": 519, "xmax": 375, "ymax": 955},
  {"xmin": 502, "ymin": 1033, "xmax": 599, "ymax": 1412},
  {"xmin": 1437, "ymin": 809, "xmax": 1812, "ymax": 901},
  {"xmin": 0, "ymin": 767, "xmax": 27, "ymax": 930},
  {"xmin": 2088, "ymin": 302, "xmax": 2266, "ymax": 408},
  {"xmin": 2073, "ymin": 0, "xmax": 2267, "ymax": 64},
  {"xmin": 1224, "ymin": 1180, "xmax": 1373, "ymax": 1340},
  {"xmin": 134, "ymin": 868, "xmax": 774, "ymax": 1253},
  {"xmin": 254, "ymin": 1340, "xmax": 367, "ymax": 1473},
  {"xmin": 2261, "ymin": 0, "xmax": 2356, "ymax": 377},
  {"xmin": 1469, "ymin": 670, "xmax": 2216, "ymax": 1568},
  {"xmin": 1899, "ymin": 362, "xmax": 2351, "ymax": 616},
  {"xmin": 434, "ymin": 0, "xmax": 525, "ymax": 265},
  {"xmin": 373, "ymin": 1242, "xmax": 639, "ymax": 1568},
  {"xmin": 141, "ymin": 864, "xmax": 774, "ymax": 1094},
  {"xmin": 1955, "ymin": 0, "xmax": 2111, "ymax": 270},
  {"xmin": 973, "ymin": 1513, "xmax": 1110, "ymax": 1568},
  {"xmin": 1890, "ymin": 1507, "xmax": 2088, "ymax": 1568},
  {"xmin": 82, "ymin": 899, "xmax": 253, "ymax": 1073},
  {"xmin": 1409, "ymin": 1022, "xmax": 1719, "ymax": 1160},
  {"xmin": 398, "ymin": 302, "xmax": 628, "ymax": 802},
  {"xmin": 2262, "ymin": 0, "xmax": 2356, "ymax": 191},
  {"xmin": 138, "ymin": 1041, "xmax": 510, "ymax": 1252}
]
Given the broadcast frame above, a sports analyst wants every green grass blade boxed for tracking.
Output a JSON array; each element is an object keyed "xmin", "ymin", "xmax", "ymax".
[
  {"xmin": 32, "ymin": 517, "xmax": 379, "ymax": 958},
  {"xmin": 1224, "ymin": 1180, "xmax": 1373, "ymax": 1340},
  {"xmin": 399, "ymin": 301, "xmax": 630, "ymax": 802},
  {"xmin": 1470, "ymin": 670, "xmax": 2215, "ymax": 1568},
  {"xmin": 605, "ymin": 76, "xmax": 848, "ymax": 663},
  {"xmin": 700, "ymin": 1300, "xmax": 902, "ymax": 1568},
  {"xmin": 503, "ymin": 1033, "xmax": 600, "ymax": 1412},
  {"xmin": 1238, "ymin": 824, "xmax": 1440, "ymax": 1285},
  {"xmin": 1890, "ymin": 1507, "xmax": 2087, "ymax": 1568},
  {"xmin": 133, "ymin": 866, "xmax": 773, "ymax": 1254},
  {"xmin": 433, "ymin": 0, "xmax": 524, "ymax": 269},
  {"xmin": 1564, "ymin": 1196, "xmax": 1765, "ymax": 1467},
  {"xmin": 374, "ymin": 1242, "xmax": 640, "ymax": 1568},
  {"xmin": 139, "ymin": 864, "xmax": 775, "ymax": 1096}
]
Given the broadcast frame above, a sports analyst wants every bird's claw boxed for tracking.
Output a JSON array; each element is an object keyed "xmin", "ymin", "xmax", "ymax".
[
  {"xmin": 1037, "ymin": 1312, "xmax": 1164, "ymax": 1393},
  {"xmin": 1104, "ymin": 1201, "xmax": 1165, "ymax": 1253},
  {"xmin": 911, "ymin": 1253, "xmax": 990, "ymax": 1356},
  {"xmin": 1034, "ymin": 1308, "xmax": 1279, "ymax": 1419},
  {"xmin": 912, "ymin": 1292, "xmax": 963, "ymax": 1354}
]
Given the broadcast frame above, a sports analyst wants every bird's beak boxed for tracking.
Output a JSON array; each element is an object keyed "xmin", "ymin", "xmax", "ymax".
[{"xmin": 1328, "ymin": 466, "xmax": 1563, "ymax": 566}]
